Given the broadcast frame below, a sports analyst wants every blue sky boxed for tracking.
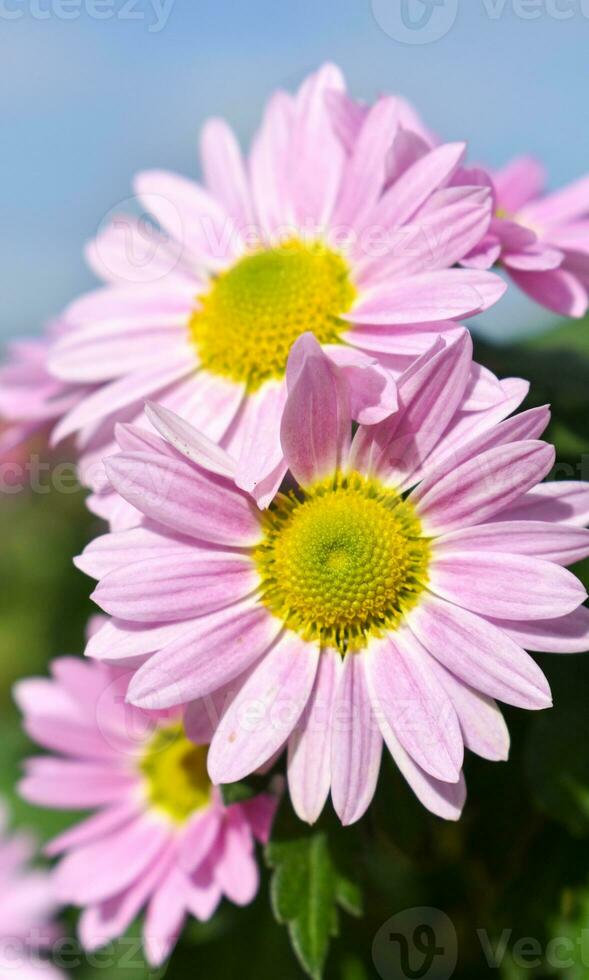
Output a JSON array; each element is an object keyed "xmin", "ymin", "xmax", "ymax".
[{"xmin": 3, "ymin": 0, "xmax": 589, "ymax": 341}]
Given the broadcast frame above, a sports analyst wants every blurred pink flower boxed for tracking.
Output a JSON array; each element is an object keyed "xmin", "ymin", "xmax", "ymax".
[
  {"xmin": 3, "ymin": 64, "xmax": 505, "ymax": 526},
  {"xmin": 0, "ymin": 803, "xmax": 63, "ymax": 980},
  {"xmin": 78, "ymin": 330, "xmax": 589, "ymax": 826},
  {"xmin": 0, "ymin": 327, "xmax": 86, "ymax": 453},
  {"xmin": 463, "ymin": 157, "xmax": 589, "ymax": 316},
  {"xmin": 16, "ymin": 658, "xmax": 278, "ymax": 968}
]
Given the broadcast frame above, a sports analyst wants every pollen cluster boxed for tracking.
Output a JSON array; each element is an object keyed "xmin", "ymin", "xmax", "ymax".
[
  {"xmin": 188, "ymin": 239, "xmax": 356, "ymax": 391},
  {"xmin": 254, "ymin": 472, "xmax": 430, "ymax": 653},
  {"xmin": 140, "ymin": 724, "xmax": 211, "ymax": 824}
]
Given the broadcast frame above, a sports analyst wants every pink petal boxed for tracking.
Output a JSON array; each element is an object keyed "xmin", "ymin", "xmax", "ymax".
[
  {"xmin": 53, "ymin": 813, "xmax": 171, "ymax": 905},
  {"xmin": 493, "ymin": 481, "xmax": 589, "ymax": 527},
  {"xmin": 503, "ymin": 245, "xmax": 563, "ymax": 271},
  {"xmin": 126, "ymin": 600, "xmax": 282, "ymax": 709},
  {"xmin": 50, "ymin": 357, "xmax": 192, "ymax": 444},
  {"xmin": 75, "ymin": 524, "xmax": 196, "ymax": 580},
  {"xmin": 330, "ymin": 653, "xmax": 383, "ymax": 826},
  {"xmin": 93, "ymin": 551, "xmax": 257, "ymax": 622},
  {"xmin": 249, "ymin": 90, "xmax": 296, "ymax": 238},
  {"xmin": 49, "ymin": 317, "xmax": 189, "ymax": 383},
  {"xmin": 159, "ymin": 369, "xmax": 246, "ymax": 446},
  {"xmin": 344, "ymin": 322, "xmax": 461, "ymax": 358},
  {"xmin": 365, "ymin": 631, "xmax": 463, "ymax": 782},
  {"xmin": 20, "ymin": 759, "xmax": 136, "ymax": 809},
  {"xmin": 86, "ymin": 617, "xmax": 200, "ymax": 664},
  {"xmin": 214, "ymin": 811, "xmax": 259, "ymax": 905},
  {"xmin": 321, "ymin": 346, "xmax": 399, "ymax": 425},
  {"xmin": 207, "ymin": 632, "xmax": 320, "ymax": 784},
  {"xmin": 332, "ymin": 96, "xmax": 401, "ymax": 229},
  {"xmin": 416, "ymin": 403, "xmax": 550, "ymax": 491},
  {"xmin": 179, "ymin": 808, "xmax": 221, "ymax": 874},
  {"xmin": 145, "ymin": 402, "xmax": 236, "ymax": 479},
  {"xmin": 200, "ymin": 118, "xmax": 253, "ymax": 228},
  {"xmin": 234, "ymin": 382, "xmax": 287, "ymax": 499},
  {"xmin": 349, "ymin": 269, "xmax": 506, "ymax": 324},
  {"xmin": 85, "ymin": 216, "xmax": 195, "ymax": 286},
  {"xmin": 413, "ymin": 440, "xmax": 555, "ymax": 535},
  {"xmin": 493, "ymin": 156, "xmax": 546, "ymax": 213},
  {"xmin": 287, "ymin": 649, "xmax": 342, "ymax": 825},
  {"xmin": 238, "ymin": 793, "xmax": 280, "ymax": 844},
  {"xmin": 45, "ymin": 801, "xmax": 141, "ymax": 858},
  {"xmin": 431, "ymin": 662, "xmax": 509, "ymax": 762},
  {"xmin": 281, "ymin": 334, "xmax": 350, "ymax": 486},
  {"xmin": 143, "ymin": 866, "xmax": 188, "ymax": 967},
  {"xmin": 376, "ymin": 719, "xmax": 466, "ymax": 820},
  {"xmin": 429, "ymin": 551, "xmax": 586, "ymax": 620},
  {"xmin": 365, "ymin": 142, "xmax": 466, "ymax": 231},
  {"xmin": 488, "ymin": 605, "xmax": 589, "ymax": 654},
  {"xmin": 78, "ymin": 841, "xmax": 175, "ymax": 954},
  {"xmin": 463, "ymin": 362, "xmax": 506, "ymax": 411},
  {"xmin": 385, "ymin": 126, "xmax": 431, "ymax": 185},
  {"xmin": 350, "ymin": 331, "xmax": 472, "ymax": 487},
  {"xmin": 358, "ymin": 185, "xmax": 492, "ymax": 281},
  {"xmin": 133, "ymin": 169, "xmax": 243, "ymax": 268},
  {"xmin": 290, "ymin": 63, "xmax": 346, "ymax": 228},
  {"xmin": 521, "ymin": 173, "xmax": 589, "ymax": 227},
  {"xmin": 435, "ymin": 520, "xmax": 589, "ymax": 566},
  {"xmin": 104, "ymin": 451, "xmax": 262, "ymax": 546},
  {"xmin": 408, "ymin": 594, "xmax": 552, "ymax": 709},
  {"xmin": 325, "ymin": 89, "xmax": 367, "ymax": 153},
  {"xmin": 508, "ymin": 267, "xmax": 588, "ymax": 318}
]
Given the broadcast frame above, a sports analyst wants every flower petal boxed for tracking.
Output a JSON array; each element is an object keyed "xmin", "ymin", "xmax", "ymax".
[
  {"xmin": 145, "ymin": 403, "xmax": 236, "ymax": 479},
  {"xmin": 488, "ymin": 605, "xmax": 589, "ymax": 654},
  {"xmin": 330, "ymin": 652, "xmax": 383, "ymax": 825},
  {"xmin": 92, "ymin": 551, "xmax": 258, "ymax": 622},
  {"xmin": 435, "ymin": 520, "xmax": 589, "ymax": 566},
  {"xmin": 413, "ymin": 441, "xmax": 555, "ymax": 535},
  {"xmin": 127, "ymin": 600, "xmax": 282, "ymax": 709},
  {"xmin": 104, "ymin": 451, "xmax": 261, "ymax": 546},
  {"xmin": 281, "ymin": 334, "xmax": 350, "ymax": 486},
  {"xmin": 428, "ymin": 551, "xmax": 586, "ymax": 620},
  {"xmin": 365, "ymin": 631, "xmax": 463, "ymax": 782},
  {"xmin": 207, "ymin": 632, "xmax": 320, "ymax": 784},
  {"xmin": 349, "ymin": 269, "xmax": 506, "ymax": 325},
  {"xmin": 408, "ymin": 594, "xmax": 552, "ymax": 709},
  {"xmin": 287, "ymin": 649, "xmax": 342, "ymax": 825}
]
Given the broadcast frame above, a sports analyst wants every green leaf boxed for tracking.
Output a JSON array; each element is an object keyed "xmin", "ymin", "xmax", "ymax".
[
  {"xmin": 266, "ymin": 805, "xmax": 362, "ymax": 980},
  {"xmin": 220, "ymin": 780, "xmax": 256, "ymax": 805}
]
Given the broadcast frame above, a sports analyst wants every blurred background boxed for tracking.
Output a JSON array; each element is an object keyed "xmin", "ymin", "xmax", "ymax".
[{"xmin": 2, "ymin": 2, "xmax": 589, "ymax": 978}]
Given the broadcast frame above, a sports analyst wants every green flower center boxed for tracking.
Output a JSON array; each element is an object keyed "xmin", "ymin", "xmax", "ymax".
[
  {"xmin": 140, "ymin": 724, "xmax": 211, "ymax": 824},
  {"xmin": 254, "ymin": 472, "xmax": 430, "ymax": 654},
  {"xmin": 188, "ymin": 239, "xmax": 356, "ymax": 392}
]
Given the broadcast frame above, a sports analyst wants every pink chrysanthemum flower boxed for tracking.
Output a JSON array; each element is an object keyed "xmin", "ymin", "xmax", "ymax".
[
  {"xmin": 15, "ymin": 658, "xmax": 278, "ymax": 968},
  {"xmin": 37, "ymin": 63, "xmax": 505, "ymax": 520},
  {"xmin": 0, "ymin": 326, "xmax": 86, "ymax": 459},
  {"xmin": 0, "ymin": 802, "xmax": 63, "ymax": 980},
  {"xmin": 77, "ymin": 330, "xmax": 589, "ymax": 826},
  {"xmin": 463, "ymin": 157, "xmax": 589, "ymax": 317}
]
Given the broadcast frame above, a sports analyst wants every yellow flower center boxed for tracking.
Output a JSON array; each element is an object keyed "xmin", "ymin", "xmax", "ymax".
[
  {"xmin": 254, "ymin": 472, "xmax": 430, "ymax": 654},
  {"xmin": 188, "ymin": 239, "xmax": 356, "ymax": 392},
  {"xmin": 140, "ymin": 723, "xmax": 211, "ymax": 824}
]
